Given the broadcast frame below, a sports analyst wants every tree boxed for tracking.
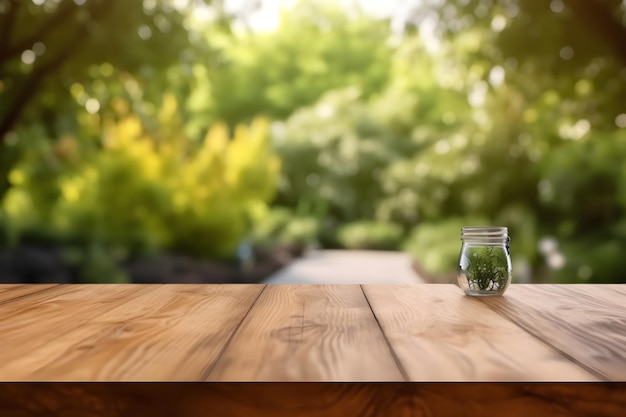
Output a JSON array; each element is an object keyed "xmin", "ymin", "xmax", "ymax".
[
  {"xmin": 0, "ymin": 0, "xmax": 194, "ymax": 197},
  {"xmin": 199, "ymin": 0, "xmax": 394, "ymax": 126},
  {"xmin": 2, "ymin": 94, "xmax": 280, "ymax": 269},
  {"xmin": 401, "ymin": 0, "xmax": 626, "ymax": 281}
]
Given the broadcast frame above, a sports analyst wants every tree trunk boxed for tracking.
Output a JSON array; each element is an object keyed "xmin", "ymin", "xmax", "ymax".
[{"xmin": 0, "ymin": 0, "xmax": 115, "ymax": 200}]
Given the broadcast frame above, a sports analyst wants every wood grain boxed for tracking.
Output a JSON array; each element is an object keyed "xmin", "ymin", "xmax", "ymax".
[
  {"xmin": 362, "ymin": 284, "xmax": 596, "ymax": 381},
  {"xmin": 0, "ymin": 383, "xmax": 625, "ymax": 417},
  {"xmin": 479, "ymin": 284, "xmax": 626, "ymax": 381},
  {"xmin": 0, "ymin": 285, "xmax": 263, "ymax": 381},
  {"xmin": 207, "ymin": 285, "xmax": 404, "ymax": 381},
  {"xmin": 552, "ymin": 284, "xmax": 626, "ymax": 312},
  {"xmin": 0, "ymin": 284, "xmax": 152, "ymax": 365},
  {"xmin": 0, "ymin": 284, "xmax": 58, "ymax": 304},
  {"xmin": 1, "ymin": 284, "xmax": 624, "ymax": 382}
]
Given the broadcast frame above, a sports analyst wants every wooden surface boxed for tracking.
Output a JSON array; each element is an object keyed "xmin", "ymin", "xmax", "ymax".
[
  {"xmin": 480, "ymin": 284, "xmax": 626, "ymax": 381},
  {"xmin": 1, "ymin": 383, "xmax": 625, "ymax": 417},
  {"xmin": 362, "ymin": 285, "xmax": 595, "ymax": 381},
  {"xmin": 0, "ymin": 284, "xmax": 57, "ymax": 304},
  {"xmin": 0, "ymin": 284, "xmax": 624, "ymax": 382},
  {"xmin": 208, "ymin": 285, "xmax": 403, "ymax": 381}
]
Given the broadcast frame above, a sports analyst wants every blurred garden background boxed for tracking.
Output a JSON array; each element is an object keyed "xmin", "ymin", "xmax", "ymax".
[{"xmin": 0, "ymin": 0, "xmax": 625, "ymax": 284}]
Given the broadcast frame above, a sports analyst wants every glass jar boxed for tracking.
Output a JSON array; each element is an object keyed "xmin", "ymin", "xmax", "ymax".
[{"xmin": 457, "ymin": 226, "xmax": 512, "ymax": 296}]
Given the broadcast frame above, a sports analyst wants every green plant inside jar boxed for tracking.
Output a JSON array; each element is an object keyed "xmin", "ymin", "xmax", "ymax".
[{"xmin": 465, "ymin": 247, "xmax": 508, "ymax": 291}]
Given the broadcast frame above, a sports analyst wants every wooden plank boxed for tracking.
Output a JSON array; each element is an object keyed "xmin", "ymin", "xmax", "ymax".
[
  {"xmin": 207, "ymin": 285, "xmax": 404, "ymax": 381},
  {"xmin": 363, "ymin": 284, "xmax": 597, "ymax": 381},
  {"xmin": 0, "ymin": 284, "xmax": 153, "ymax": 364},
  {"xmin": 0, "ymin": 284, "xmax": 263, "ymax": 381},
  {"xmin": 0, "ymin": 284, "xmax": 23, "ymax": 293},
  {"xmin": 1, "ymin": 383, "xmax": 625, "ymax": 417},
  {"xmin": 0, "ymin": 284, "xmax": 58, "ymax": 304},
  {"xmin": 553, "ymin": 284, "xmax": 626, "ymax": 312},
  {"xmin": 479, "ymin": 284, "xmax": 626, "ymax": 381}
]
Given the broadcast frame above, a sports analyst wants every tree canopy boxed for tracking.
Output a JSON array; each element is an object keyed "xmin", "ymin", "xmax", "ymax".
[{"xmin": 1, "ymin": 0, "xmax": 625, "ymax": 283}]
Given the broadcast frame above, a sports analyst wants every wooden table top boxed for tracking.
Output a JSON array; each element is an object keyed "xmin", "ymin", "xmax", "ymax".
[{"xmin": 0, "ymin": 283, "xmax": 624, "ymax": 381}]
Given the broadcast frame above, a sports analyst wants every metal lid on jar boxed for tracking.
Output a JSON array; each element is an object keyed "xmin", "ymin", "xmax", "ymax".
[{"xmin": 461, "ymin": 226, "xmax": 509, "ymax": 243}]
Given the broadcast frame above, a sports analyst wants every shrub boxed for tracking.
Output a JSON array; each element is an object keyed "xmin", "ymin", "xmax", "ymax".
[
  {"xmin": 403, "ymin": 218, "xmax": 488, "ymax": 275},
  {"xmin": 336, "ymin": 221, "xmax": 404, "ymax": 250},
  {"xmin": 250, "ymin": 207, "xmax": 320, "ymax": 248},
  {"xmin": 1, "ymin": 97, "xmax": 280, "ymax": 281}
]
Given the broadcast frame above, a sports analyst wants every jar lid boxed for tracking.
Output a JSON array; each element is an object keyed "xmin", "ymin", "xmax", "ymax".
[{"xmin": 461, "ymin": 226, "xmax": 508, "ymax": 242}]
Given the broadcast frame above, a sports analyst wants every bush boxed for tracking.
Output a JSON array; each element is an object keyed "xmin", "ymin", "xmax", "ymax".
[
  {"xmin": 61, "ymin": 244, "xmax": 129, "ymax": 283},
  {"xmin": 551, "ymin": 238, "xmax": 626, "ymax": 284},
  {"xmin": 1, "ymin": 97, "xmax": 280, "ymax": 281},
  {"xmin": 403, "ymin": 218, "xmax": 489, "ymax": 275},
  {"xmin": 250, "ymin": 207, "xmax": 320, "ymax": 248},
  {"xmin": 336, "ymin": 221, "xmax": 404, "ymax": 250},
  {"xmin": 272, "ymin": 88, "xmax": 406, "ymax": 226}
]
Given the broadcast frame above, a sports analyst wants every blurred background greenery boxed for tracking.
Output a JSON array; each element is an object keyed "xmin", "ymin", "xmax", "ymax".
[{"xmin": 1, "ymin": 0, "xmax": 625, "ymax": 283}]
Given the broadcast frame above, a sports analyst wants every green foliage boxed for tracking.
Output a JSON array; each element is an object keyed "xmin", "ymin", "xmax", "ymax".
[
  {"xmin": 0, "ymin": 0, "xmax": 194, "ymax": 155},
  {"xmin": 280, "ymin": 217, "xmax": 320, "ymax": 247},
  {"xmin": 404, "ymin": 218, "xmax": 488, "ymax": 276},
  {"xmin": 2, "ymin": 0, "xmax": 626, "ymax": 284},
  {"xmin": 538, "ymin": 131, "xmax": 626, "ymax": 235},
  {"xmin": 273, "ymin": 88, "xmax": 406, "ymax": 224},
  {"xmin": 552, "ymin": 238, "xmax": 626, "ymax": 284},
  {"xmin": 249, "ymin": 207, "xmax": 320, "ymax": 248},
  {"xmin": 202, "ymin": 1, "xmax": 393, "ymax": 126},
  {"xmin": 387, "ymin": 0, "xmax": 626, "ymax": 282},
  {"xmin": 62, "ymin": 244, "xmax": 129, "ymax": 284},
  {"xmin": 2, "ymin": 97, "xmax": 280, "ymax": 272},
  {"xmin": 464, "ymin": 247, "xmax": 508, "ymax": 291},
  {"xmin": 337, "ymin": 221, "xmax": 404, "ymax": 251}
]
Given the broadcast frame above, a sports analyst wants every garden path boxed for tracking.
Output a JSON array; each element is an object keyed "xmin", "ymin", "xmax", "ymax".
[{"xmin": 263, "ymin": 250, "xmax": 424, "ymax": 284}]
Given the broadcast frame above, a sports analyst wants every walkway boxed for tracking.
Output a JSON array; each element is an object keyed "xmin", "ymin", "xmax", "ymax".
[{"xmin": 263, "ymin": 250, "xmax": 423, "ymax": 284}]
